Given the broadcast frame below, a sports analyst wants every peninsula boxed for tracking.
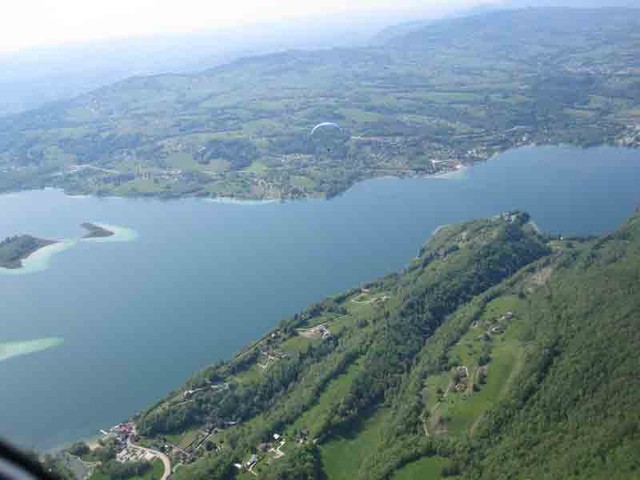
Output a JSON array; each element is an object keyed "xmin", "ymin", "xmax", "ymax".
[
  {"xmin": 61, "ymin": 210, "xmax": 640, "ymax": 480},
  {"xmin": 81, "ymin": 223, "xmax": 115, "ymax": 239},
  {"xmin": 0, "ymin": 235, "xmax": 57, "ymax": 269}
]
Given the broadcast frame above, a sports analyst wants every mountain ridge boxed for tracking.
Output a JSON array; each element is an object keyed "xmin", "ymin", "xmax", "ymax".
[{"xmin": 64, "ymin": 209, "xmax": 640, "ymax": 479}]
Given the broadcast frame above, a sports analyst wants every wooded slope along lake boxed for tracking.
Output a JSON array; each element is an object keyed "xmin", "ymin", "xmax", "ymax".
[{"xmin": 0, "ymin": 145, "xmax": 638, "ymax": 449}]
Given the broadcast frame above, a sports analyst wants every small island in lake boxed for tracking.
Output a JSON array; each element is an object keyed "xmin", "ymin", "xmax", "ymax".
[
  {"xmin": 81, "ymin": 223, "xmax": 115, "ymax": 239},
  {"xmin": 0, "ymin": 235, "xmax": 57, "ymax": 269}
]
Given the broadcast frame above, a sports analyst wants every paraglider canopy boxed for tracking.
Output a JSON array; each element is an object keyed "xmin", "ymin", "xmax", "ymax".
[
  {"xmin": 310, "ymin": 122, "xmax": 341, "ymax": 136},
  {"xmin": 309, "ymin": 121, "xmax": 349, "ymax": 158}
]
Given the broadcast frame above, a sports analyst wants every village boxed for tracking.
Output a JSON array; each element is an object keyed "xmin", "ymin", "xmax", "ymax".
[
  {"xmin": 76, "ymin": 418, "xmax": 306, "ymax": 480},
  {"xmin": 65, "ymin": 285, "xmax": 394, "ymax": 479}
]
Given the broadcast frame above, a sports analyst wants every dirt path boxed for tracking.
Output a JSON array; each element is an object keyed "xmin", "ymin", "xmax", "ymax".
[
  {"xmin": 422, "ymin": 378, "xmax": 454, "ymax": 437},
  {"xmin": 422, "ymin": 416, "xmax": 430, "ymax": 436},
  {"xmin": 351, "ymin": 294, "xmax": 389, "ymax": 305},
  {"xmin": 296, "ymin": 323, "xmax": 327, "ymax": 339}
]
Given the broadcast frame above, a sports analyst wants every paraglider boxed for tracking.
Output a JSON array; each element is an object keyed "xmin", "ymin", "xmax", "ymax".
[
  {"xmin": 309, "ymin": 122, "xmax": 348, "ymax": 156},
  {"xmin": 310, "ymin": 122, "xmax": 341, "ymax": 136}
]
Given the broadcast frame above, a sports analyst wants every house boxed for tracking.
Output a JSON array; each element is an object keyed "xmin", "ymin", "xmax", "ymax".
[
  {"xmin": 317, "ymin": 325, "xmax": 334, "ymax": 340},
  {"xmin": 273, "ymin": 433, "xmax": 281, "ymax": 441},
  {"xmin": 322, "ymin": 330, "xmax": 334, "ymax": 340},
  {"xmin": 246, "ymin": 454, "xmax": 258, "ymax": 467}
]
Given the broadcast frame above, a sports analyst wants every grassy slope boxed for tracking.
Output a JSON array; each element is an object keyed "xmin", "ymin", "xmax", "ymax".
[
  {"xmin": 88, "ymin": 211, "xmax": 640, "ymax": 480},
  {"xmin": 89, "ymin": 459, "xmax": 164, "ymax": 480},
  {"xmin": 135, "ymin": 213, "xmax": 553, "ymax": 479},
  {"xmin": 395, "ymin": 213, "xmax": 640, "ymax": 480},
  {"xmin": 392, "ymin": 456, "xmax": 448, "ymax": 480},
  {"xmin": 466, "ymin": 213, "xmax": 640, "ymax": 479},
  {"xmin": 320, "ymin": 409, "xmax": 391, "ymax": 480}
]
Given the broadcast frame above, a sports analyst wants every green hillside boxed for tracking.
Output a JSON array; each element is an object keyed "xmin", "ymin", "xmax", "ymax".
[
  {"xmin": 1, "ymin": 8, "xmax": 639, "ymax": 199},
  {"xmin": 87, "ymin": 209, "xmax": 638, "ymax": 479}
]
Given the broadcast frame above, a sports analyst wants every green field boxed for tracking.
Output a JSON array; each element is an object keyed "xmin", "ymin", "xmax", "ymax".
[
  {"xmin": 89, "ymin": 459, "xmax": 164, "ymax": 480},
  {"xmin": 393, "ymin": 456, "xmax": 448, "ymax": 480},
  {"xmin": 422, "ymin": 295, "xmax": 527, "ymax": 436},
  {"xmin": 320, "ymin": 409, "xmax": 390, "ymax": 480},
  {"xmin": 290, "ymin": 360, "xmax": 362, "ymax": 437},
  {"xmin": 1, "ymin": 9, "xmax": 637, "ymax": 200}
]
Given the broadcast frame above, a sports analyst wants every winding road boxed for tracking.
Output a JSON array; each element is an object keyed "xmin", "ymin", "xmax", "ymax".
[{"xmin": 128, "ymin": 441, "xmax": 171, "ymax": 480}]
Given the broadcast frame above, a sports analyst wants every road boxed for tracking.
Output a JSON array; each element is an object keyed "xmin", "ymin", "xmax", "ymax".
[{"xmin": 129, "ymin": 441, "xmax": 172, "ymax": 480}]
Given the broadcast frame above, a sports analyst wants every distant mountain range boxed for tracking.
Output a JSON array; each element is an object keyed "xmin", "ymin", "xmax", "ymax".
[
  {"xmin": 0, "ymin": 7, "xmax": 638, "ymax": 201},
  {"xmin": 4, "ymin": 2, "xmax": 635, "ymax": 117},
  {"xmin": 0, "ymin": 13, "xmax": 395, "ymax": 117}
]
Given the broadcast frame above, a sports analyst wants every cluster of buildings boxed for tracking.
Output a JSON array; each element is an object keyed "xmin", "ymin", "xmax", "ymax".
[
  {"xmin": 183, "ymin": 381, "xmax": 229, "ymax": 399},
  {"xmin": 297, "ymin": 323, "xmax": 334, "ymax": 340},
  {"xmin": 96, "ymin": 422, "xmax": 143, "ymax": 463},
  {"xmin": 100, "ymin": 422, "xmax": 137, "ymax": 446},
  {"xmin": 491, "ymin": 311, "xmax": 514, "ymax": 334},
  {"xmin": 617, "ymin": 124, "xmax": 640, "ymax": 148},
  {"xmin": 258, "ymin": 349, "xmax": 288, "ymax": 370},
  {"xmin": 453, "ymin": 366, "xmax": 470, "ymax": 393},
  {"xmin": 234, "ymin": 433, "xmax": 287, "ymax": 474},
  {"xmin": 474, "ymin": 310, "xmax": 514, "ymax": 338},
  {"xmin": 316, "ymin": 325, "xmax": 334, "ymax": 340}
]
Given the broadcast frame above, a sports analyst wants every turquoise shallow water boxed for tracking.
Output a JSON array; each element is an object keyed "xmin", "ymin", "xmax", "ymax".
[{"xmin": 0, "ymin": 145, "xmax": 638, "ymax": 449}]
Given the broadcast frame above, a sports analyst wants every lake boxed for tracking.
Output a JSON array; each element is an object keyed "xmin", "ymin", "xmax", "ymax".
[{"xmin": 0, "ymin": 145, "xmax": 638, "ymax": 449}]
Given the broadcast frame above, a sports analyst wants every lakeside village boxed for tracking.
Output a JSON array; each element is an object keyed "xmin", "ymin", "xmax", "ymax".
[
  {"xmin": 63, "ymin": 319, "xmax": 343, "ymax": 479},
  {"xmin": 70, "ymin": 326, "xmax": 333, "ymax": 479},
  {"xmin": 75, "ymin": 415, "xmax": 295, "ymax": 479},
  {"xmin": 52, "ymin": 283, "xmax": 525, "ymax": 480},
  {"xmin": 57, "ymin": 288, "xmax": 394, "ymax": 479},
  {"xmin": 65, "ymin": 290, "xmax": 402, "ymax": 478},
  {"xmin": 62, "ymin": 303, "xmax": 517, "ymax": 479}
]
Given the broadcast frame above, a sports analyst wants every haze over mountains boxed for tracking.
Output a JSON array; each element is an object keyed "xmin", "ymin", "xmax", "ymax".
[
  {"xmin": 0, "ymin": 15, "xmax": 384, "ymax": 116},
  {"xmin": 0, "ymin": 0, "xmax": 634, "ymax": 117},
  {"xmin": 0, "ymin": 3, "xmax": 638, "ymax": 479}
]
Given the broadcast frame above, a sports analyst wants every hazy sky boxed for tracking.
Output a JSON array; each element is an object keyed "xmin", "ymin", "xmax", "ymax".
[{"xmin": 0, "ymin": 0, "xmax": 504, "ymax": 53}]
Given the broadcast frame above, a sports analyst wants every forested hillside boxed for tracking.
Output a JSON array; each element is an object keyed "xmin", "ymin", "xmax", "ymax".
[
  {"xmin": 1, "ymin": 8, "xmax": 639, "ymax": 199},
  {"xmin": 71, "ymin": 210, "xmax": 639, "ymax": 479}
]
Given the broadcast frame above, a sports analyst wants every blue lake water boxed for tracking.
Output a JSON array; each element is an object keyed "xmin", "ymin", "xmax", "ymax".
[{"xmin": 0, "ymin": 145, "xmax": 638, "ymax": 449}]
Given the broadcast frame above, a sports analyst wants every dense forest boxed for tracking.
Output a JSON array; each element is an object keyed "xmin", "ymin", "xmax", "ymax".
[
  {"xmin": 0, "ymin": 8, "xmax": 639, "ymax": 199},
  {"xmin": 67, "ymin": 209, "xmax": 639, "ymax": 479}
]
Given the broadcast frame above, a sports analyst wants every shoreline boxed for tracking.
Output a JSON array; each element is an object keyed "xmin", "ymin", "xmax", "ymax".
[
  {"xmin": 81, "ymin": 222, "xmax": 115, "ymax": 239},
  {"xmin": 2, "ymin": 143, "xmax": 636, "ymax": 454},
  {"xmin": 202, "ymin": 196, "xmax": 281, "ymax": 206},
  {"xmin": 81, "ymin": 223, "xmax": 138, "ymax": 243},
  {"xmin": 0, "ymin": 236, "xmax": 58, "ymax": 270},
  {"xmin": 0, "ymin": 222, "xmax": 138, "ymax": 275},
  {"xmin": 0, "ymin": 240, "xmax": 77, "ymax": 275},
  {"xmin": 6, "ymin": 143, "xmax": 634, "ymax": 205},
  {"xmin": 48, "ymin": 434, "xmax": 103, "ymax": 454}
]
